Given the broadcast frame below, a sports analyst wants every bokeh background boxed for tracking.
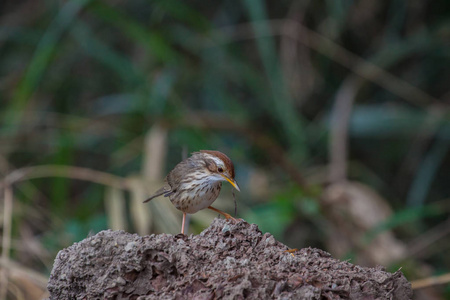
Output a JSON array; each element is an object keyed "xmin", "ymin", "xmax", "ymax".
[{"xmin": 1, "ymin": 0, "xmax": 450, "ymax": 299}]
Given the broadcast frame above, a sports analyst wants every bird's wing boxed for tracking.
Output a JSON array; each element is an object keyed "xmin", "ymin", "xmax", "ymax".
[
  {"xmin": 144, "ymin": 155, "xmax": 205, "ymax": 203},
  {"xmin": 166, "ymin": 155, "xmax": 203, "ymax": 189}
]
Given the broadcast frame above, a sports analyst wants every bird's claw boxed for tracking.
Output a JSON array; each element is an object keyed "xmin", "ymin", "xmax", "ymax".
[
  {"xmin": 284, "ymin": 248, "xmax": 298, "ymax": 257},
  {"xmin": 223, "ymin": 214, "xmax": 242, "ymax": 224}
]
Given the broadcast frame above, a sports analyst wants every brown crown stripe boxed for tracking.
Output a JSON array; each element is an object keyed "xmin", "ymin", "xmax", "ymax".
[{"xmin": 199, "ymin": 150, "xmax": 235, "ymax": 179}]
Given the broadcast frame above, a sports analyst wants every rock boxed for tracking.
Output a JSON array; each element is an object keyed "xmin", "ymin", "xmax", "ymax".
[{"xmin": 47, "ymin": 219, "xmax": 412, "ymax": 299}]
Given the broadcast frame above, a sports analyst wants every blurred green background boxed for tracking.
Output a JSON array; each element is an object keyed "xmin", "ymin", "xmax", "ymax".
[{"xmin": 1, "ymin": 0, "xmax": 450, "ymax": 299}]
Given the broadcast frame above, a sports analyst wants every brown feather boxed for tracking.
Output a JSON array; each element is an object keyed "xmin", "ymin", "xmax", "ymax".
[
  {"xmin": 143, "ymin": 150, "xmax": 239, "ymax": 233},
  {"xmin": 199, "ymin": 150, "xmax": 235, "ymax": 178},
  {"xmin": 144, "ymin": 150, "xmax": 237, "ymax": 211}
]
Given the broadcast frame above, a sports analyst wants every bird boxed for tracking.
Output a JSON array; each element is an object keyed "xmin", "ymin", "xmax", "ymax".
[{"xmin": 143, "ymin": 150, "xmax": 240, "ymax": 234}]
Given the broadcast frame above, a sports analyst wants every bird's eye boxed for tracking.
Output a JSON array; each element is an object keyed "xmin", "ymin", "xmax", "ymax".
[{"xmin": 218, "ymin": 167, "xmax": 223, "ymax": 173}]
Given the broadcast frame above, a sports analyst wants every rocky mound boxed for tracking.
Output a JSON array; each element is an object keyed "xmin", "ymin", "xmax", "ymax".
[{"xmin": 47, "ymin": 219, "xmax": 412, "ymax": 299}]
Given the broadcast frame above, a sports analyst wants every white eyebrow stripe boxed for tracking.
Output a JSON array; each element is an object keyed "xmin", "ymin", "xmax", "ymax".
[{"xmin": 203, "ymin": 154, "xmax": 224, "ymax": 166}]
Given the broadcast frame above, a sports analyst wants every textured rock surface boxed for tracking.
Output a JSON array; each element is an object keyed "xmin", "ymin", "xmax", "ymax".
[{"xmin": 47, "ymin": 219, "xmax": 412, "ymax": 299}]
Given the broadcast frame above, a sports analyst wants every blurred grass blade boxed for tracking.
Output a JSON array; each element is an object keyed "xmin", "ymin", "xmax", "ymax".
[
  {"xmin": 129, "ymin": 176, "xmax": 151, "ymax": 235},
  {"xmin": 152, "ymin": 0, "xmax": 209, "ymax": 29},
  {"xmin": 88, "ymin": 1, "xmax": 178, "ymax": 63},
  {"xmin": 363, "ymin": 204, "xmax": 443, "ymax": 243},
  {"xmin": 140, "ymin": 125, "xmax": 181, "ymax": 234},
  {"xmin": 70, "ymin": 21, "xmax": 144, "ymax": 88},
  {"xmin": 104, "ymin": 186, "xmax": 127, "ymax": 231},
  {"xmin": 143, "ymin": 124, "xmax": 168, "ymax": 180},
  {"xmin": 7, "ymin": 0, "xmax": 92, "ymax": 127},
  {"xmin": 148, "ymin": 196, "xmax": 181, "ymax": 234},
  {"xmin": 407, "ymin": 124, "xmax": 450, "ymax": 206},
  {"xmin": 1, "ymin": 185, "xmax": 13, "ymax": 300},
  {"xmin": 348, "ymin": 105, "xmax": 427, "ymax": 137},
  {"xmin": 243, "ymin": 0, "xmax": 307, "ymax": 160}
]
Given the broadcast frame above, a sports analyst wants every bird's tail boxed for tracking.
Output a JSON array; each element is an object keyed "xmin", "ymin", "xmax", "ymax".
[{"xmin": 143, "ymin": 187, "xmax": 170, "ymax": 203}]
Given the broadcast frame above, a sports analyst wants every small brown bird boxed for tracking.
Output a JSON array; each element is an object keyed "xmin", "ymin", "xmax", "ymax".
[{"xmin": 144, "ymin": 150, "xmax": 240, "ymax": 234}]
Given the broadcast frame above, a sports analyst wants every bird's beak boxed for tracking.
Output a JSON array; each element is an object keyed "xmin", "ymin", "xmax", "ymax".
[{"xmin": 221, "ymin": 174, "xmax": 241, "ymax": 192}]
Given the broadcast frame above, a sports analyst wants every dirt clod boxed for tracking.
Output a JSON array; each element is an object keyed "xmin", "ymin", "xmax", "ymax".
[{"xmin": 47, "ymin": 219, "xmax": 412, "ymax": 299}]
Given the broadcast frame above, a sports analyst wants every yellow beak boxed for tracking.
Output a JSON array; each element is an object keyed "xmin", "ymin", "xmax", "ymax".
[{"xmin": 221, "ymin": 174, "xmax": 241, "ymax": 192}]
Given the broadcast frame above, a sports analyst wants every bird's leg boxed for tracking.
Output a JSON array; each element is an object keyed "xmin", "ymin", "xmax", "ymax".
[
  {"xmin": 208, "ymin": 206, "xmax": 237, "ymax": 222},
  {"xmin": 181, "ymin": 212, "xmax": 186, "ymax": 234}
]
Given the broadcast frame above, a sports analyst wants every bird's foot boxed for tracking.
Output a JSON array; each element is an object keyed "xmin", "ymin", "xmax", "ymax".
[
  {"xmin": 208, "ymin": 206, "xmax": 241, "ymax": 224},
  {"xmin": 284, "ymin": 248, "xmax": 299, "ymax": 257},
  {"xmin": 222, "ymin": 212, "xmax": 243, "ymax": 224}
]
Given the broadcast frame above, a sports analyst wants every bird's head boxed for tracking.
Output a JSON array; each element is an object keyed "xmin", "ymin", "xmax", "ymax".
[{"xmin": 195, "ymin": 150, "xmax": 240, "ymax": 192}]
